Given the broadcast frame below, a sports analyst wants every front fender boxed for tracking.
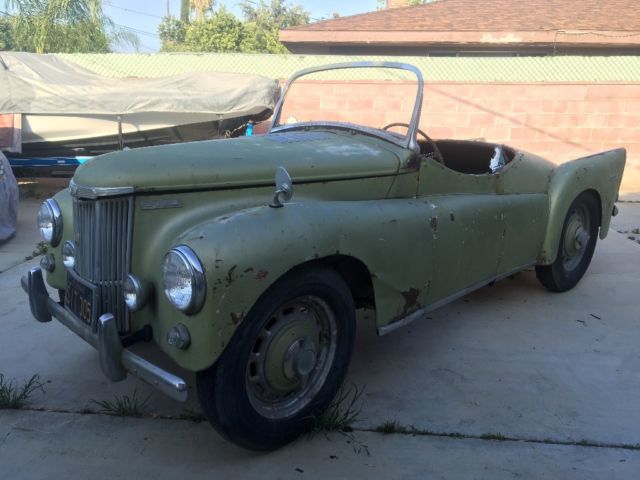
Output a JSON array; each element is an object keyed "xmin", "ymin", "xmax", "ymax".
[
  {"xmin": 539, "ymin": 148, "xmax": 625, "ymax": 264},
  {"xmin": 172, "ymin": 199, "xmax": 432, "ymax": 371}
]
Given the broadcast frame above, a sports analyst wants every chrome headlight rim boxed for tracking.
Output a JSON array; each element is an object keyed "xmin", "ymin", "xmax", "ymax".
[
  {"xmin": 162, "ymin": 245, "xmax": 206, "ymax": 315},
  {"xmin": 123, "ymin": 274, "xmax": 154, "ymax": 312},
  {"xmin": 38, "ymin": 199, "xmax": 63, "ymax": 246}
]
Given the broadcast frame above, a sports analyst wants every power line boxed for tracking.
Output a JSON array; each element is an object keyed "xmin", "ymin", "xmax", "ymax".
[{"xmin": 103, "ymin": 1, "xmax": 165, "ymax": 20}]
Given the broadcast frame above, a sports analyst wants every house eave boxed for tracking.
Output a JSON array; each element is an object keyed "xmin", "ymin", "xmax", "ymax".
[{"xmin": 279, "ymin": 29, "xmax": 640, "ymax": 47}]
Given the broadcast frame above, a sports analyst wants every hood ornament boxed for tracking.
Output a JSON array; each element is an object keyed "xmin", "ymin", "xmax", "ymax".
[{"xmin": 270, "ymin": 166, "xmax": 293, "ymax": 208}]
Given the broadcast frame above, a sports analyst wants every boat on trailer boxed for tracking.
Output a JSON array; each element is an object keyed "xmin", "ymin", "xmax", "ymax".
[{"xmin": 0, "ymin": 52, "xmax": 280, "ymax": 170}]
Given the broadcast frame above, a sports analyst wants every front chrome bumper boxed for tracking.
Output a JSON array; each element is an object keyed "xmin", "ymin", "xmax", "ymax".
[{"xmin": 21, "ymin": 267, "xmax": 188, "ymax": 402}]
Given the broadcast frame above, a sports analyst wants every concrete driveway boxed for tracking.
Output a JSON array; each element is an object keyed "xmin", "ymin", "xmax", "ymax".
[{"xmin": 1, "ymin": 184, "xmax": 639, "ymax": 479}]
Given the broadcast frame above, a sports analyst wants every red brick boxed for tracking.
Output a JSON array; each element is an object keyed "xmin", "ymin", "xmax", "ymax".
[
  {"xmin": 453, "ymin": 127, "xmax": 484, "ymax": 139},
  {"xmin": 482, "ymin": 126, "xmax": 510, "ymax": 142},
  {"xmin": 524, "ymin": 113, "xmax": 555, "ymax": 127},
  {"xmin": 618, "ymin": 129, "xmax": 640, "ymax": 142},
  {"xmin": 595, "ymin": 101, "xmax": 627, "ymax": 114},
  {"xmin": 511, "ymin": 127, "xmax": 541, "ymax": 141},
  {"xmin": 471, "ymin": 85, "xmax": 502, "ymax": 99},
  {"xmin": 540, "ymin": 100, "xmax": 569, "ymax": 114},
  {"xmin": 591, "ymin": 128, "xmax": 621, "ymax": 142},
  {"xmin": 607, "ymin": 114, "xmax": 640, "ymax": 128},
  {"xmin": 528, "ymin": 85, "xmax": 587, "ymax": 101},
  {"xmin": 320, "ymin": 97, "xmax": 348, "ymax": 110},
  {"xmin": 625, "ymin": 101, "xmax": 640, "ymax": 114},
  {"xmin": 511, "ymin": 100, "xmax": 542, "ymax": 113},
  {"xmin": 347, "ymin": 98, "xmax": 374, "ymax": 110},
  {"xmin": 586, "ymin": 85, "xmax": 628, "ymax": 100},
  {"xmin": 495, "ymin": 113, "xmax": 526, "ymax": 126},
  {"xmin": 468, "ymin": 113, "xmax": 494, "ymax": 127},
  {"xmin": 552, "ymin": 127, "xmax": 592, "ymax": 142},
  {"xmin": 374, "ymin": 97, "xmax": 402, "ymax": 111},
  {"xmin": 426, "ymin": 99, "xmax": 460, "ymax": 113},
  {"xmin": 427, "ymin": 127, "xmax": 455, "ymax": 138},
  {"xmin": 566, "ymin": 101, "xmax": 598, "ymax": 114}
]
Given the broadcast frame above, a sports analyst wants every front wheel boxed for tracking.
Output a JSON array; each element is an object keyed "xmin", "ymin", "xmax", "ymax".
[
  {"xmin": 536, "ymin": 192, "xmax": 600, "ymax": 292},
  {"xmin": 196, "ymin": 266, "xmax": 356, "ymax": 450}
]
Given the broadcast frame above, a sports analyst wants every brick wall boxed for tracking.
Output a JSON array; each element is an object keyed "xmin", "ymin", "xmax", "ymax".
[{"xmin": 269, "ymin": 80, "xmax": 639, "ymax": 193}]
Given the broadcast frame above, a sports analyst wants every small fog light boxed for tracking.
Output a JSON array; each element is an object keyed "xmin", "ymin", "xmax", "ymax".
[
  {"xmin": 123, "ymin": 274, "xmax": 154, "ymax": 312},
  {"xmin": 167, "ymin": 323, "xmax": 191, "ymax": 350},
  {"xmin": 62, "ymin": 241, "xmax": 75, "ymax": 269},
  {"xmin": 40, "ymin": 254, "xmax": 55, "ymax": 273}
]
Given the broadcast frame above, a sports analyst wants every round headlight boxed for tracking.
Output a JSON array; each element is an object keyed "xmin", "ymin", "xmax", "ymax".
[
  {"xmin": 37, "ymin": 199, "xmax": 62, "ymax": 246},
  {"xmin": 162, "ymin": 246, "xmax": 206, "ymax": 314},
  {"xmin": 123, "ymin": 274, "xmax": 154, "ymax": 312},
  {"xmin": 62, "ymin": 241, "xmax": 75, "ymax": 268}
]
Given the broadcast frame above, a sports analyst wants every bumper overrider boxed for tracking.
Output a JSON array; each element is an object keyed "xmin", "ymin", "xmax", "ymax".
[{"xmin": 21, "ymin": 267, "xmax": 188, "ymax": 402}]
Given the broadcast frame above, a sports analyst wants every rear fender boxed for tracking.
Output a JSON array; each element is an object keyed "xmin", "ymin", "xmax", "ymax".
[{"xmin": 539, "ymin": 148, "xmax": 625, "ymax": 264}]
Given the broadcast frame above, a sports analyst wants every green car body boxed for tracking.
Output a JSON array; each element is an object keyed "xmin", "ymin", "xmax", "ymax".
[
  {"xmin": 24, "ymin": 62, "xmax": 626, "ymax": 449},
  {"xmin": 43, "ymin": 127, "xmax": 625, "ymax": 371}
]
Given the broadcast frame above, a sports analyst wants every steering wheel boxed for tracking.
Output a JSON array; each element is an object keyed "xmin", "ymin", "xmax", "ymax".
[{"xmin": 382, "ymin": 122, "xmax": 444, "ymax": 165}]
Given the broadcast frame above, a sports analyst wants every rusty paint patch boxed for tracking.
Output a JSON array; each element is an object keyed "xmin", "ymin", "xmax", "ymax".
[
  {"xmin": 401, "ymin": 288, "xmax": 421, "ymax": 315},
  {"xmin": 255, "ymin": 270, "xmax": 269, "ymax": 280},
  {"xmin": 407, "ymin": 154, "xmax": 421, "ymax": 170},
  {"xmin": 226, "ymin": 265, "xmax": 237, "ymax": 286},
  {"xmin": 230, "ymin": 311, "xmax": 245, "ymax": 325}
]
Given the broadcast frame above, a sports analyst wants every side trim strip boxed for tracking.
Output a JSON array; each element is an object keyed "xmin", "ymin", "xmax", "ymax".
[{"xmin": 377, "ymin": 262, "xmax": 536, "ymax": 336}]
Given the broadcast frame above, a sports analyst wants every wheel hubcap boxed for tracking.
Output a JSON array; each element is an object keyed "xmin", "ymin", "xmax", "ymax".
[
  {"xmin": 246, "ymin": 295, "xmax": 337, "ymax": 419},
  {"xmin": 562, "ymin": 206, "xmax": 591, "ymax": 271}
]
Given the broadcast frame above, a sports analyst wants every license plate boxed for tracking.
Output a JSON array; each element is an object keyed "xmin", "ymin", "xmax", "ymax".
[{"xmin": 64, "ymin": 271, "xmax": 98, "ymax": 326}]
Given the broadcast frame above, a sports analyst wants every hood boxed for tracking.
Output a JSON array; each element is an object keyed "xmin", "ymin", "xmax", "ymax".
[{"xmin": 72, "ymin": 130, "xmax": 404, "ymax": 194}]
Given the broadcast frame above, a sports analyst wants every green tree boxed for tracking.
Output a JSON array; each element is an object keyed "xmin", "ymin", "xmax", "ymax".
[
  {"xmin": 4, "ymin": 0, "xmax": 138, "ymax": 53},
  {"xmin": 183, "ymin": 7, "xmax": 244, "ymax": 52},
  {"xmin": 158, "ymin": 16, "xmax": 187, "ymax": 51},
  {"xmin": 158, "ymin": 0, "xmax": 309, "ymax": 53},
  {"xmin": 239, "ymin": 0, "xmax": 309, "ymax": 53},
  {"xmin": 0, "ymin": 16, "xmax": 13, "ymax": 49}
]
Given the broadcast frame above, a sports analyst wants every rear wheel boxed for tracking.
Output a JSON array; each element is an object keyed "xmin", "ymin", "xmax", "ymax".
[
  {"xmin": 536, "ymin": 192, "xmax": 599, "ymax": 292},
  {"xmin": 196, "ymin": 266, "xmax": 355, "ymax": 450}
]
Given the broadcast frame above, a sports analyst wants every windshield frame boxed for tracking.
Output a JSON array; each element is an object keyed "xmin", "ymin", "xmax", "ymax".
[{"xmin": 269, "ymin": 61, "xmax": 424, "ymax": 152}]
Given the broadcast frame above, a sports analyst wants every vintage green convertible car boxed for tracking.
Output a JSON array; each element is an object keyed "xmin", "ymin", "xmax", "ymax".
[{"xmin": 23, "ymin": 62, "xmax": 625, "ymax": 450}]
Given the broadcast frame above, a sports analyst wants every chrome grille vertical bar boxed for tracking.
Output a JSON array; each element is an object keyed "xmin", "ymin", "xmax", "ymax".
[{"xmin": 70, "ymin": 194, "xmax": 133, "ymax": 335}]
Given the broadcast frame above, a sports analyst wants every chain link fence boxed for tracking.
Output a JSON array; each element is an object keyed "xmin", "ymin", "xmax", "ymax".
[{"xmin": 58, "ymin": 53, "xmax": 640, "ymax": 83}]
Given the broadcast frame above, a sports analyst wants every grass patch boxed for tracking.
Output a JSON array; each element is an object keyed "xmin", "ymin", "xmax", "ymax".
[
  {"xmin": 24, "ymin": 241, "xmax": 48, "ymax": 261},
  {"xmin": 178, "ymin": 408, "xmax": 207, "ymax": 423},
  {"xmin": 309, "ymin": 383, "xmax": 364, "ymax": 434},
  {"xmin": 91, "ymin": 390, "xmax": 150, "ymax": 417},
  {"xmin": 480, "ymin": 432, "xmax": 508, "ymax": 441},
  {"xmin": 374, "ymin": 420, "xmax": 417, "ymax": 435},
  {"xmin": 0, "ymin": 374, "xmax": 44, "ymax": 409}
]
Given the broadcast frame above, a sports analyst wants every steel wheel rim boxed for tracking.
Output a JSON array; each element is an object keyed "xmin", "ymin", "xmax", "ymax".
[
  {"xmin": 245, "ymin": 295, "xmax": 338, "ymax": 419},
  {"xmin": 562, "ymin": 204, "xmax": 591, "ymax": 271}
]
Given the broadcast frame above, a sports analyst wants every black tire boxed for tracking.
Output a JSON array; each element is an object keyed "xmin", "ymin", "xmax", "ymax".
[
  {"xmin": 196, "ymin": 266, "xmax": 356, "ymax": 451},
  {"xmin": 536, "ymin": 192, "xmax": 600, "ymax": 292}
]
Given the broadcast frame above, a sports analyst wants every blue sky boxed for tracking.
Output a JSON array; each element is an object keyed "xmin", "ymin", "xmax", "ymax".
[{"xmin": 103, "ymin": 0, "xmax": 380, "ymax": 52}]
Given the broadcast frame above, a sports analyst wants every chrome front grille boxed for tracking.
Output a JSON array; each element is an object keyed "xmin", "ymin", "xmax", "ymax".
[{"xmin": 73, "ymin": 196, "xmax": 133, "ymax": 333}]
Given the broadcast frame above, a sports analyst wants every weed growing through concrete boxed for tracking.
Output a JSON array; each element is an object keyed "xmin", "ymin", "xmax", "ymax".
[
  {"xmin": 309, "ymin": 383, "xmax": 364, "ymax": 434},
  {"xmin": 91, "ymin": 390, "xmax": 150, "ymax": 417},
  {"xmin": 178, "ymin": 408, "xmax": 207, "ymax": 423},
  {"xmin": 24, "ymin": 241, "xmax": 48, "ymax": 261},
  {"xmin": 374, "ymin": 420, "xmax": 417, "ymax": 435},
  {"xmin": 0, "ymin": 374, "xmax": 44, "ymax": 409}
]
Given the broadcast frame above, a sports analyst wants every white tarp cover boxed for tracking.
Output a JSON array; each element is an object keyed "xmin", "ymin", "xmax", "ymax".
[
  {"xmin": 0, "ymin": 52, "xmax": 280, "ymax": 116},
  {"xmin": 0, "ymin": 151, "xmax": 18, "ymax": 243}
]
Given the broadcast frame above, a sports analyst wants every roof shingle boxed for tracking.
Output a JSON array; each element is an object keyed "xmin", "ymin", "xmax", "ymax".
[{"xmin": 286, "ymin": 0, "xmax": 640, "ymax": 32}]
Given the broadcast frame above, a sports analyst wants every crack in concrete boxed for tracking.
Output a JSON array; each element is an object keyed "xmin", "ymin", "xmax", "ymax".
[
  {"xmin": 359, "ymin": 427, "xmax": 640, "ymax": 451},
  {"xmin": 4, "ymin": 406, "xmax": 639, "ymax": 452}
]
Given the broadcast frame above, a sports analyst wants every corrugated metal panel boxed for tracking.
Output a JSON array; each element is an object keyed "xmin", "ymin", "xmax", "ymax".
[{"xmin": 59, "ymin": 53, "xmax": 640, "ymax": 82}]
